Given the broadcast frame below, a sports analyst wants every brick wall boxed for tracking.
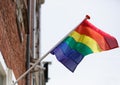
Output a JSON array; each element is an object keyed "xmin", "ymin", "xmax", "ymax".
[{"xmin": 0, "ymin": 0, "xmax": 27, "ymax": 85}]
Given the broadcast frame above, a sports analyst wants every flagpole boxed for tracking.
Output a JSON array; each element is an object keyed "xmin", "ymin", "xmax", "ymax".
[{"xmin": 12, "ymin": 15, "xmax": 90, "ymax": 85}]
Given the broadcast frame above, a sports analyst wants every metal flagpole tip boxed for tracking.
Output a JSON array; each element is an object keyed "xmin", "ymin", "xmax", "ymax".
[{"xmin": 85, "ymin": 15, "xmax": 90, "ymax": 19}]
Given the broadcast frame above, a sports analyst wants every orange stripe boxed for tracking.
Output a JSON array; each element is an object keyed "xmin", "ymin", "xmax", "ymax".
[{"xmin": 75, "ymin": 26, "xmax": 110, "ymax": 50}]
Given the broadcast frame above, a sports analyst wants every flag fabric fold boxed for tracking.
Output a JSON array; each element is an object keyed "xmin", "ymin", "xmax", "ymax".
[{"xmin": 51, "ymin": 19, "xmax": 119, "ymax": 72}]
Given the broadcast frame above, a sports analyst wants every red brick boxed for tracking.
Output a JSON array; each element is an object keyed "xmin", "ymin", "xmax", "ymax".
[{"xmin": 0, "ymin": 0, "xmax": 27, "ymax": 85}]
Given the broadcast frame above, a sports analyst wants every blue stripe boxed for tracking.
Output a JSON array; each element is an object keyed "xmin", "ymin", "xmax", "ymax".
[
  {"xmin": 51, "ymin": 42, "xmax": 84, "ymax": 72},
  {"xmin": 51, "ymin": 46, "xmax": 77, "ymax": 72},
  {"xmin": 58, "ymin": 42, "xmax": 84, "ymax": 64}
]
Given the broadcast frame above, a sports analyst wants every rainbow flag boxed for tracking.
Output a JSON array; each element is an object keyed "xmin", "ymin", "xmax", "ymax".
[{"xmin": 51, "ymin": 19, "xmax": 119, "ymax": 72}]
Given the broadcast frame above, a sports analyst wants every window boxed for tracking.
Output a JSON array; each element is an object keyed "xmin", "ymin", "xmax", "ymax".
[{"xmin": 0, "ymin": 52, "xmax": 17, "ymax": 85}]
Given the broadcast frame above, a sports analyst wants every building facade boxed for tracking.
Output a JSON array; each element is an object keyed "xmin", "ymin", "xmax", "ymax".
[
  {"xmin": 0, "ymin": 0, "xmax": 27, "ymax": 85},
  {"xmin": 0, "ymin": 0, "xmax": 48, "ymax": 85}
]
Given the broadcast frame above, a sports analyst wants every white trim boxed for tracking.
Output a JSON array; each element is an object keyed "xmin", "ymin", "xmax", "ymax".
[
  {"xmin": 0, "ymin": 52, "xmax": 17, "ymax": 85},
  {"xmin": 0, "ymin": 52, "xmax": 8, "ymax": 75},
  {"xmin": 7, "ymin": 69, "xmax": 18, "ymax": 85}
]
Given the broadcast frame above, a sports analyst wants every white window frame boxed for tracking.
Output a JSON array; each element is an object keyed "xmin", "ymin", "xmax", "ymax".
[{"xmin": 0, "ymin": 52, "xmax": 17, "ymax": 85}]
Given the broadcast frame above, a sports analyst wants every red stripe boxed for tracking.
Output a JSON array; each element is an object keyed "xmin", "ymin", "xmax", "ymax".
[{"xmin": 75, "ymin": 20, "xmax": 118, "ymax": 50}]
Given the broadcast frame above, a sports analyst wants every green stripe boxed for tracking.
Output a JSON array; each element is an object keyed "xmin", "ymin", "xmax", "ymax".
[{"xmin": 63, "ymin": 36, "xmax": 93, "ymax": 56}]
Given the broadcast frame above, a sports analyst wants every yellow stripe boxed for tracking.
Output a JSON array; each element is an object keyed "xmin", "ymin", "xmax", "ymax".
[{"xmin": 69, "ymin": 31, "xmax": 102, "ymax": 52}]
